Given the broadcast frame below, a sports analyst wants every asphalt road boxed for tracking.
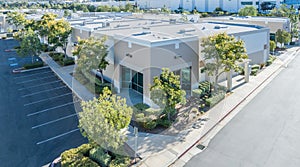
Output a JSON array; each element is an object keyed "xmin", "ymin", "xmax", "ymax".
[
  {"xmin": 0, "ymin": 39, "xmax": 86, "ymax": 167},
  {"xmin": 185, "ymin": 52, "xmax": 300, "ymax": 166}
]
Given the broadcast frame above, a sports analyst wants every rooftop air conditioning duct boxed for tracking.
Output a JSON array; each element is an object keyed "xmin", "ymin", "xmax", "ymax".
[{"xmin": 180, "ymin": 28, "xmax": 196, "ymax": 33}]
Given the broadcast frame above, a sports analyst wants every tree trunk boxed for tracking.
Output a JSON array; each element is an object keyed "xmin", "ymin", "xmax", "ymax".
[
  {"xmin": 100, "ymin": 69, "xmax": 104, "ymax": 84},
  {"xmin": 214, "ymin": 68, "xmax": 219, "ymax": 92}
]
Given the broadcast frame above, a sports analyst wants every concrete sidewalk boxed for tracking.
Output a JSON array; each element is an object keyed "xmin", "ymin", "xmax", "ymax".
[{"xmin": 39, "ymin": 53, "xmax": 95, "ymax": 101}]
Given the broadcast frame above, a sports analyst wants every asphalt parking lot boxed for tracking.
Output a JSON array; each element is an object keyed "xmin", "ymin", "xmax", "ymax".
[{"xmin": 0, "ymin": 39, "xmax": 86, "ymax": 167}]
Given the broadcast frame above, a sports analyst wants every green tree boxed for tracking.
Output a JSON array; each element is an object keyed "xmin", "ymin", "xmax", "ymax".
[
  {"xmin": 6, "ymin": 11, "xmax": 27, "ymax": 29},
  {"xmin": 48, "ymin": 19, "xmax": 72, "ymax": 58},
  {"xmin": 125, "ymin": 2, "xmax": 133, "ymax": 12},
  {"xmin": 79, "ymin": 87, "xmax": 133, "ymax": 151},
  {"xmin": 63, "ymin": 10, "xmax": 71, "ymax": 18},
  {"xmin": 201, "ymin": 33, "xmax": 248, "ymax": 90},
  {"xmin": 36, "ymin": 13, "xmax": 58, "ymax": 44},
  {"xmin": 73, "ymin": 37, "xmax": 109, "ymax": 84},
  {"xmin": 238, "ymin": 6, "xmax": 258, "ymax": 16},
  {"xmin": 150, "ymin": 68, "xmax": 186, "ymax": 121},
  {"xmin": 275, "ymin": 29, "xmax": 291, "ymax": 48},
  {"xmin": 16, "ymin": 28, "xmax": 42, "ymax": 63},
  {"xmin": 269, "ymin": 40, "xmax": 276, "ymax": 54}
]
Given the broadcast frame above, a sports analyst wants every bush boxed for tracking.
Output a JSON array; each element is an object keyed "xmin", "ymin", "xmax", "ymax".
[
  {"xmin": 157, "ymin": 119, "xmax": 172, "ymax": 128},
  {"xmin": 251, "ymin": 64, "xmax": 260, "ymax": 70},
  {"xmin": 201, "ymin": 12, "xmax": 209, "ymax": 17},
  {"xmin": 61, "ymin": 148, "xmax": 99, "ymax": 167},
  {"xmin": 51, "ymin": 53, "xmax": 64, "ymax": 61},
  {"xmin": 23, "ymin": 62, "xmax": 43, "ymax": 69},
  {"xmin": 77, "ymin": 143, "xmax": 93, "ymax": 156},
  {"xmin": 192, "ymin": 89, "xmax": 203, "ymax": 97},
  {"xmin": 95, "ymin": 83, "xmax": 112, "ymax": 94},
  {"xmin": 205, "ymin": 91, "xmax": 225, "ymax": 107},
  {"xmin": 144, "ymin": 120, "xmax": 157, "ymax": 130},
  {"xmin": 251, "ymin": 68, "xmax": 259, "ymax": 76},
  {"xmin": 133, "ymin": 103, "xmax": 150, "ymax": 113},
  {"xmin": 89, "ymin": 147, "xmax": 111, "ymax": 167},
  {"xmin": 2, "ymin": 36, "xmax": 6, "ymax": 39},
  {"xmin": 60, "ymin": 57, "xmax": 75, "ymax": 66},
  {"xmin": 109, "ymin": 156, "xmax": 131, "ymax": 167}
]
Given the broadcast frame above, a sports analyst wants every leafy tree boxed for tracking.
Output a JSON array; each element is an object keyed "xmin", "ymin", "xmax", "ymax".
[
  {"xmin": 63, "ymin": 10, "xmax": 71, "ymax": 18},
  {"xmin": 48, "ymin": 19, "xmax": 72, "ymax": 58},
  {"xmin": 201, "ymin": 33, "xmax": 248, "ymax": 90},
  {"xmin": 275, "ymin": 29, "xmax": 291, "ymax": 48},
  {"xmin": 150, "ymin": 68, "xmax": 186, "ymax": 121},
  {"xmin": 73, "ymin": 37, "xmax": 109, "ymax": 84},
  {"xmin": 125, "ymin": 3, "xmax": 133, "ymax": 12},
  {"xmin": 6, "ymin": 11, "xmax": 27, "ymax": 29},
  {"xmin": 269, "ymin": 40, "xmax": 276, "ymax": 54},
  {"xmin": 16, "ymin": 28, "xmax": 42, "ymax": 63},
  {"xmin": 36, "ymin": 13, "xmax": 58, "ymax": 44},
  {"xmin": 111, "ymin": 6, "xmax": 120, "ymax": 12},
  {"xmin": 78, "ymin": 87, "xmax": 133, "ymax": 151},
  {"xmin": 238, "ymin": 6, "xmax": 258, "ymax": 16}
]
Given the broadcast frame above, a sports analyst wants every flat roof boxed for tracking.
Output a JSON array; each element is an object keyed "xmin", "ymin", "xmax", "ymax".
[
  {"xmin": 94, "ymin": 22, "xmax": 264, "ymax": 42},
  {"xmin": 204, "ymin": 16, "xmax": 289, "ymax": 23}
]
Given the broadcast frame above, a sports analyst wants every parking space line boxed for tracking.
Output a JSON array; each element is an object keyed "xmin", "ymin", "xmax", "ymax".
[
  {"xmin": 36, "ymin": 128, "xmax": 79, "ymax": 145},
  {"xmin": 17, "ymin": 76, "xmax": 56, "ymax": 84},
  {"xmin": 31, "ymin": 113, "xmax": 78, "ymax": 129},
  {"xmin": 24, "ymin": 93, "xmax": 73, "ymax": 106},
  {"xmin": 18, "ymin": 80, "xmax": 61, "ymax": 91},
  {"xmin": 27, "ymin": 101, "xmax": 79, "ymax": 117},
  {"xmin": 21, "ymin": 86, "xmax": 67, "ymax": 98},
  {"xmin": 14, "ymin": 71, "xmax": 52, "ymax": 79}
]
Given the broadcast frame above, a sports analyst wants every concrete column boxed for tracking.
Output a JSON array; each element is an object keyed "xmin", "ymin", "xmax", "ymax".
[
  {"xmin": 227, "ymin": 70, "xmax": 233, "ymax": 92},
  {"xmin": 244, "ymin": 62, "xmax": 250, "ymax": 83}
]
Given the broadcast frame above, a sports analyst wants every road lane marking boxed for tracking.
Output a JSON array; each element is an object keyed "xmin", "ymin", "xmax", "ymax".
[
  {"xmin": 27, "ymin": 101, "xmax": 79, "ymax": 116},
  {"xmin": 17, "ymin": 76, "xmax": 56, "ymax": 84},
  {"xmin": 24, "ymin": 93, "xmax": 73, "ymax": 106},
  {"xmin": 21, "ymin": 86, "xmax": 67, "ymax": 98},
  {"xmin": 31, "ymin": 113, "xmax": 78, "ymax": 129},
  {"xmin": 18, "ymin": 80, "xmax": 61, "ymax": 91},
  {"xmin": 36, "ymin": 128, "xmax": 79, "ymax": 145},
  {"xmin": 14, "ymin": 71, "xmax": 52, "ymax": 79}
]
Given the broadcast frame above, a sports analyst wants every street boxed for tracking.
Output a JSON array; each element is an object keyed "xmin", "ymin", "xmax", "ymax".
[
  {"xmin": 0, "ymin": 39, "xmax": 87, "ymax": 167},
  {"xmin": 185, "ymin": 51, "xmax": 300, "ymax": 167}
]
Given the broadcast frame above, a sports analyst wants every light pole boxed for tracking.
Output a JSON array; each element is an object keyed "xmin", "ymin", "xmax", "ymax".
[{"xmin": 134, "ymin": 126, "xmax": 138, "ymax": 166}]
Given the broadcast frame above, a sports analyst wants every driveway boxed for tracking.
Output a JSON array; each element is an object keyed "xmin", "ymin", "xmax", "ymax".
[{"xmin": 0, "ymin": 39, "xmax": 86, "ymax": 167}]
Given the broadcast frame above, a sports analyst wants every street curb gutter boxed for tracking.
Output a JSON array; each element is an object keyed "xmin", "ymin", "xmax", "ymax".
[{"xmin": 170, "ymin": 50, "xmax": 299, "ymax": 166}]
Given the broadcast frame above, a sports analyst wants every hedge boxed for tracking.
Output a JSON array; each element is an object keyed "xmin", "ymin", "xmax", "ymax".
[
  {"xmin": 205, "ymin": 91, "xmax": 225, "ymax": 107},
  {"xmin": 109, "ymin": 156, "xmax": 131, "ymax": 167},
  {"xmin": 59, "ymin": 57, "xmax": 75, "ymax": 66},
  {"xmin": 61, "ymin": 146, "xmax": 98, "ymax": 167},
  {"xmin": 192, "ymin": 89, "xmax": 203, "ymax": 97},
  {"xmin": 23, "ymin": 62, "xmax": 43, "ymax": 69},
  {"xmin": 133, "ymin": 103, "xmax": 150, "ymax": 113},
  {"xmin": 89, "ymin": 147, "xmax": 111, "ymax": 167}
]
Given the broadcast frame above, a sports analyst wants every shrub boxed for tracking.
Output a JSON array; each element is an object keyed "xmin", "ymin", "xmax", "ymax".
[
  {"xmin": 52, "ymin": 53, "xmax": 64, "ymax": 61},
  {"xmin": 133, "ymin": 103, "xmax": 150, "ymax": 113},
  {"xmin": 157, "ymin": 119, "xmax": 172, "ymax": 128},
  {"xmin": 77, "ymin": 143, "xmax": 93, "ymax": 156},
  {"xmin": 23, "ymin": 62, "xmax": 43, "ymax": 69},
  {"xmin": 201, "ymin": 12, "xmax": 209, "ymax": 17},
  {"xmin": 251, "ymin": 64, "xmax": 260, "ymax": 70},
  {"xmin": 89, "ymin": 147, "xmax": 111, "ymax": 167},
  {"xmin": 60, "ymin": 57, "xmax": 75, "ymax": 66},
  {"xmin": 95, "ymin": 83, "xmax": 112, "ymax": 94},
  {"xmin": 61, "ymin": 148, "xmax": 99, "ymax": 167},
  {"xmin": 192, "ymin": 89, "xmax": 203, "ymax": 97},
  {"xmin": 109, "ymin": 156, "xmax": 131, "ymax": 167},
  {"xmin": 2, "ymin": 36, "xmax": 6, "ymax": 39},
  {"xmin": 144, "ymin": 108, "xmax": 161, "ymax": 117},
  {"xmin": 144, "ymin": 120, "xmax": 157, "ymax": 130},
  {"xmin": 251, "ymin": 68, "xmax": 258, "ymax": 76},
  {"xmin": 205, "ymin": 91, "xmax": 225, "ymax": 107}
]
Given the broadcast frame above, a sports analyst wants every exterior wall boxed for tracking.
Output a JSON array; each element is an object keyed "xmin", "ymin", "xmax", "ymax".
[
  {"xmin": 234, "ymin": 29, "xmax": 270, "ymax": 64},
  {"xmin": 223, "ymin": 0, "xmax": 240, "ymax": 13},
  {"xmin": 113, "ymin": 39, "xmax": 151, "ymax": 94},
  {"xmin": 148, "ymin": 40, "xmax": 199, "ymax": 104},
  {"xmin": 71, "ymin": 27, "xmax": 92, "ymax": 43}
]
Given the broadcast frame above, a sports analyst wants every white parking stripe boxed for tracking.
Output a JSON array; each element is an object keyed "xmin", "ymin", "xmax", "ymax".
[
  {"xmin": 36, "ymin": 128, "xmax": 79, "ymax": 145},
  {"xmin": 21, "ymin": 86, "xmax": 67, "ymax": 98},
  {"xmin": 18, "ymin": 80, "xmax": 61, "ymax": 91},
  {"xmin": 14, "ymin": 71, "xmax": 52, "ymax": 79},
  {"xmin": 31, "ymin": 113, "xmax": 78, "ymax": 129},
  {"xmin": 27, "ymin": 101, "xmax": 78, "ymax": 117},
  {"xmin": 24, "ymin": 93, "xmax": 73, "ymax": 106},
  {"xmin": 17, "ymin": 76, "xmax": 56, "ymax": 84}
]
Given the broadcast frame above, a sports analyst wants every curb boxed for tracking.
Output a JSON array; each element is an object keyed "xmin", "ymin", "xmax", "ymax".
[
  {"xmin": 12, "ymin": 66, "xmax": 50, "ymax": 74},
  {"xmin": 170, "ymin": 49, "xmax": 299, "ymax": 166}
]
